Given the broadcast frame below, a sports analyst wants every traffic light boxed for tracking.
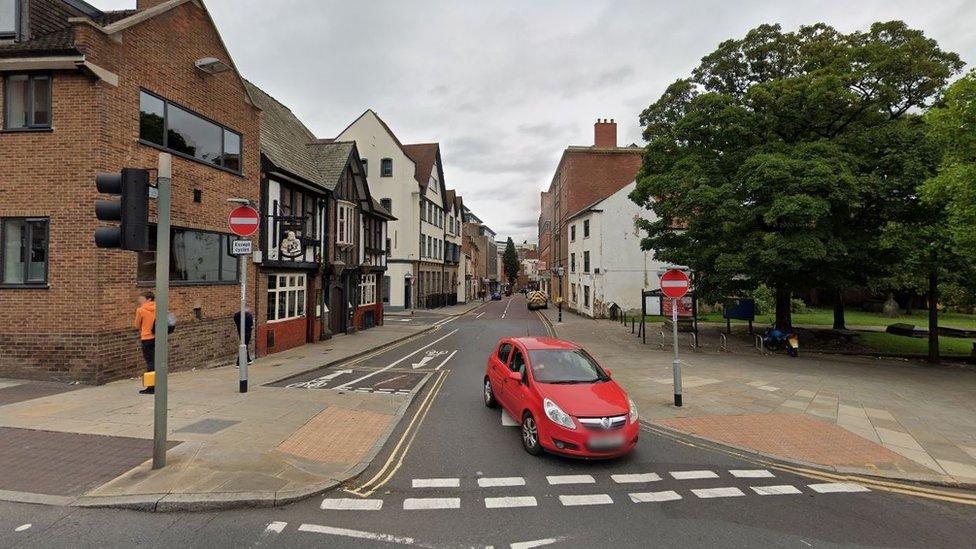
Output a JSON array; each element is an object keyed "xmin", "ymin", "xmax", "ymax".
[{"xmin": 95, "ymin": 168, "xmax": 150, "ymax": 251}]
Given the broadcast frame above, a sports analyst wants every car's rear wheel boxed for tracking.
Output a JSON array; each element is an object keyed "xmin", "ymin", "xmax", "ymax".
[
  {"xmin": 484, "ymin": 377, "xmax": 497, "ymax": 408},
  {"xmin": 521, "ymin": 412, "xmax": 543, "ymax": 455}
]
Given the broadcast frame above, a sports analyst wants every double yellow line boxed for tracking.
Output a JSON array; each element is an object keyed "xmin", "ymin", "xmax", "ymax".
[{"xmin": 345, "ymin": 369, "xmax": 450, "ymax": 497}]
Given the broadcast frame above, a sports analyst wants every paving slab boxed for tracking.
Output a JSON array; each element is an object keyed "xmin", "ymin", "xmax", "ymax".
[{"xmin": 543, "ymin": 308, "xmax": 976, "ymax": 486}]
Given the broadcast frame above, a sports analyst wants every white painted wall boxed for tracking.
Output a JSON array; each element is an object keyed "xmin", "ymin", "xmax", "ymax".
[
  {"xmin": 567, "ymin": 181, "xmax": 669, "ymax": 317},
  {"xmin": 337, "ymin": 111, "xmax": 419, "ymax": 308}
]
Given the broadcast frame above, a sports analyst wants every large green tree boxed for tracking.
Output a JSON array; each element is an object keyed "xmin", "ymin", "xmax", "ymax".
[
  {"xmin": 503, "ymin": 238, "xmax": 520, "ymax": 287},
  {"xmin": 630, "ymin": 21, "xmax": 963, "ymax": 331},
  {"xmin": 875, "ymin": 71, "xmax": 976, "ymax": 363}
]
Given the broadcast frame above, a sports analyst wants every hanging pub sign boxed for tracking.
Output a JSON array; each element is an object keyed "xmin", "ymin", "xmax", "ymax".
[{"xmin": 271, "ymin": 214, "xmax": 307, "ymax": 261}]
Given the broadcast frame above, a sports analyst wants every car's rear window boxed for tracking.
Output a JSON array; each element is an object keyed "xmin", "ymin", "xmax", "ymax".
[{"xmin": 527, "ymin": 349, "xmax": 609, "ymax": 384}]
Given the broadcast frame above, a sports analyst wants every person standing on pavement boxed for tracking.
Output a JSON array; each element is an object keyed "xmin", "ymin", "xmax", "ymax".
[
  {"xmin": 134, "ymin": 291, "xmax": 156, "ymax": 395},
  {"xmin": 234, "ymin": 306, "xmax": 255, "ymax": 365}
]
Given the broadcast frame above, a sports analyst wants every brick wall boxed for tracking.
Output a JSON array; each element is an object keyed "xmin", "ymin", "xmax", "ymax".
[{"xmin": 0, "ymin": 3, "xmax": 261, "ymax": 383}]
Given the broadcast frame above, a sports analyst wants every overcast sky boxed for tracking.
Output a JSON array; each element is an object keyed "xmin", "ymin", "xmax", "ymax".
[{"xmin": 101, "ymin": 0, "xmax": 975, "ymax": 243}]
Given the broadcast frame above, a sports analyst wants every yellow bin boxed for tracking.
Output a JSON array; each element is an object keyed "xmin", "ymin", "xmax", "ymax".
[{"xmin": 143, "ymin": 371, "xmax": 156, "ymax": 388}]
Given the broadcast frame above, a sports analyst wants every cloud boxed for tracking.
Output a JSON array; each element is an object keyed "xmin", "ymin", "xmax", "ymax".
[{"xmin": 92, "ymin": 0, "xmax": 976, "ymax": 244}]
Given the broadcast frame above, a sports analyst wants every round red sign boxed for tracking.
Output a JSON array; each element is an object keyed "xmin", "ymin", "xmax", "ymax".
[
  {"xmin": 228, "ymin": 205, "xmax": 260, "ymax": 237},
  {"xmin": 660, "ymin": 269, "xmax": 690, "ymax": 298}
]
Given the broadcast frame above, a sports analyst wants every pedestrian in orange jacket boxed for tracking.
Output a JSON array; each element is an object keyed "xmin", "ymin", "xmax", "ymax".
[{"xmin": 134, "ymin": 291, "xmax": 156, "ymax": 395}]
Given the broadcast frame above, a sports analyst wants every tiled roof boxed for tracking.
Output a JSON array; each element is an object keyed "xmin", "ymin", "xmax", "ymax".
[
  {"xmin": 0, "ymin": 27, "xmax": 76, "ymax": 57},
  {"xmin": 307, "ymin": 141, "xmax": 356, "ymax": 192},
  {"xmin": 369, "ymin": 198, "xmax": 396, "ymax": 220},
  {"xmin": 0, "ymin": 2, "xmax": 135, "ymax": 58},
  {"xmin": 244, "ymin": 80, "xmax": 326, "ymax": 188},
  {"xmin": 402, "ymin": 143, "xmax": 438, "ymax": 189}
]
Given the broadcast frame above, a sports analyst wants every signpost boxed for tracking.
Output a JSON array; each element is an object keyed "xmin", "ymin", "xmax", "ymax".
[
  {"xmin": 661, "ymin": 269, "xmax": 690, "ymax": 407},
  {"xmin": 229, "ymin": 204, "xmax": 258, "ymax": 393},
  {"xmin": 153, "ymin": 154, "xmax": 172, "ymax": 468}
]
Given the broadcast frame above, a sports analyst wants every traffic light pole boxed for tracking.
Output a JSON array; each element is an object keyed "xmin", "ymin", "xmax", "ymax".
[{"xmin": 152, "ymin": 153, "xmax": 172, "ymax": 469}]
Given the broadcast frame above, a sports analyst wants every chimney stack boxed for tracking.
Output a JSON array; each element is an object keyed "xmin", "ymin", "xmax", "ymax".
[
  {"xmin": 594, "ymin": 118, "xmax": 617, "ymax": 148},
  {"xmin": 137, "ymin": 0, "xmax": 169, "ymax": 10}
]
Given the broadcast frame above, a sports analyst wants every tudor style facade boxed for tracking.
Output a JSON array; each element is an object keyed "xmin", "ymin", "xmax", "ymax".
[
  {"xmin": 246, "ymin": 81, "xmax": 392, "ymax": 356},
  {"xmin": 0, "ymin": 0, "xmax": 260, "ymax": 383}
]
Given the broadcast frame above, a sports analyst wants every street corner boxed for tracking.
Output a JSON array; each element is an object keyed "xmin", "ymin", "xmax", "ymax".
[
  {"xmin": 276, "ymin": 406, "xmax": 395, "ymax": 468},
  {"xmin": 653, "ymin": 413, "xmax": 941, "ymax": 479}
]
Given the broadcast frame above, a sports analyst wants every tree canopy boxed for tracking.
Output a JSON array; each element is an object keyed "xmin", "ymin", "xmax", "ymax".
[
  {"xmin": 503, "ymin": 238, "xmax": 520, "ymax": 286},
  {"xmin": 630, "ymin": 21, "xmax": 963, "ymax": 331}
]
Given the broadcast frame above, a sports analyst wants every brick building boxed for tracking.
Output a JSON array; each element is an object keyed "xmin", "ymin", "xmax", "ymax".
[
  {"xmin": 538, "ymin": 119, "xmax": 642, "ymax": 302},
  {"xmin": 0, "ymin": 0, "xmax": 260, "ymax": 383}
]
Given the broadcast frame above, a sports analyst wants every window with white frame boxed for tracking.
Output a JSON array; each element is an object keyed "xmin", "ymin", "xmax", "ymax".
[
  {"xmin": 267, "ymin": 273, "xmax": 306, "ymax": 322},
  {"xmin": 359, "ymin": 274, "xmax": 377, "ymax": 306},
  {"xmin": 337, "ymin": 201, "xmax": 355, "ymax": 245}
]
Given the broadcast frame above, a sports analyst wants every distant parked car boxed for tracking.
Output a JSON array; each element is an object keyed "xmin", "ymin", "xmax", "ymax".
[{"xmin": 491, "ymin": 292, "xmax": 502, "ymax": 301}]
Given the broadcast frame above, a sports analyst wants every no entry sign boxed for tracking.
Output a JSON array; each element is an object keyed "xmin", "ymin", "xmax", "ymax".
[
  {"xmin": 228, "ymin": 205, "xmax": 259, "ymax": 237},
  {"xmin": 660, "ymin": 269, "xmax": 690, "ymax": 298}
]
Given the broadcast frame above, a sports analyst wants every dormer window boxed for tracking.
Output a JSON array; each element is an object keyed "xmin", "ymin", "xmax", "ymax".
[
  {"xmin": 380, "ymin": 158, "xmax": 393, "ymax": 177},
  {"xmin": 0, "ymin": 0, "xmax": 18, "ymax": 40}
]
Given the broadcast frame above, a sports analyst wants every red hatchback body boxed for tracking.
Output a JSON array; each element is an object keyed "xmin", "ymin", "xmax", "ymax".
[{"xmin": 483, "ymin": 337, "xmax": 639, "ymax": 458}]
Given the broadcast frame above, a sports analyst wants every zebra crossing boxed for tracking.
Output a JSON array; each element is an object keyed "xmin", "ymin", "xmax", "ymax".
[{"xmin": 328, "ymin": 468, "xmax": 870, "ymax": 512}]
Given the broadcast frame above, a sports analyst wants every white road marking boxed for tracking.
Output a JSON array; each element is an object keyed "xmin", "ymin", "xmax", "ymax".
[
  {"xmin": 501, "ymin": 410, "xmax": 519, "ymax": 426},
  {"xmin": 751, "ymin": 485, "xmax": 803, "ymax": 496},
  {"xmin": 547, "ymin": 474, "xmax": 595, "ymax": 485},
  {"xmin": 670, "ymin": 470, "xmax": 719, "ymax": 480},
  {"xmin": 298, "ymin": 523, "xmax": 416, "ymax": 545},
  {"xmin": 476, "ymin": 312, "xmax": 485, "ymax": 318},
  {"xmin": 478, "ymin": 476, "xmax": 526, "ymax": 487},
  {"xmin": 808, "ymin": 482, "xmax": 870, "ymax": 494},
  {"xmin": 485, "ymin": 496, "xmax": 537, "ymax": 509},
  {"xmin": 758, "ymin": 386, "xmax": 780, "ymax": 392},
  {"xmin": 412, "ymin": 478, "xmax": 460, "ymax": 488},
  {"xmin": 264, "ymin": 521, "xmax": 287, "ymax": 535},
  {"xmin": 692, "ymin": 487, "xmax": 746, "ymax": 499},
  {"xmin": 373, "ymin": 375, "xmax": 406, "ymax": 388},
  {"xmin": 511, "ymin": 538, "xmax": 564, "ymax": 549},
  {"xmin": 611, "ymin": 473, "xmax": 661, "ymax": 483},
  {"xmin": 286, "ymin": 369, "xmax": 352, "ymax": 389},
  {"xmin": 411, "ymin": 356, "xmax": 436, "ymax": 369},
  {"xmin": 435, "ymin": 350, "xmax": 458, "ymax": 370},
  {"xmin": 320, "ymin": 498, "xmax": 384, "ymax": 511},
  {"xmin": 335, "ymin": 329, "xmax": 458, "ymax": 389},
  {"xmin": 559, "ymin": 494, "xmax": 613, "ymax": 506},
  {"xmin": 629, "ymin": 490, "xmax": 682, "ymax": 503},
  {"xmin": 433, "ymin": 316, "xmax": 458, "ymax": 328},
  {"xmin": 403, "ymin": 497, "xmax": 461, "ymax": 510},
  {"xmin": 14, "ymin": 524, "xmax": 32, "ymax": 533},
  {"xmin": 729, "ymin": 469, "xmax": 775, "ymax": 478}
]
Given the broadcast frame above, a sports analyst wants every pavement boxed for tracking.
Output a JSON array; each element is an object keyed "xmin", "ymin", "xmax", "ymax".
[
  {"xmin": 1, "ymin": 295, "xmax": 974, "ymax": 548},
  {"xmin": 542, "ymin": 307, "xmax": 976, "ymax": 488},
  {"xmin": 0, "ymin": 301, "xmax": 484, "ymax": 511}
]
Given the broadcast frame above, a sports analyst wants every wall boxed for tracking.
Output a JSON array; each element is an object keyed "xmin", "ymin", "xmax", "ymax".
[
  {"xmin": 337, "ymin": 111, "xmax": 418, "ymax": 310},
  {"xmin": 0, "ymin": 3, "xmax": 261, "ymax": 383},
  {"xmin": 567, "ymin": 182, "xmax": 669, "ymax": 318}
]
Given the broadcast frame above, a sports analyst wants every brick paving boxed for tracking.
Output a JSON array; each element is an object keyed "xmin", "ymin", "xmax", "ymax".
[
  {"xmin": 657, "ymin": 414, "xmax": 929, "ymax": 473},
  {"xmin": 0, "ymin": 427, "xmax": 166, "ymax": 496},
  {"xmin": 277, "ymin": 407, "xmax": 393, "ymax": 465}
]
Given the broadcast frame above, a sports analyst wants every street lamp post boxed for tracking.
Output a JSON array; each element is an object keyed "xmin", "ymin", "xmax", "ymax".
[{"xmin": 555, "ymin": 266, "xmax": 565, "ymax": 323}]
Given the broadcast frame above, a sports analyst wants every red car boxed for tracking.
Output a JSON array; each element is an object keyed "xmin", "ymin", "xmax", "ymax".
[{"xmin": 483, "ymin": 337, "xmax": 639, "ymax": 458}]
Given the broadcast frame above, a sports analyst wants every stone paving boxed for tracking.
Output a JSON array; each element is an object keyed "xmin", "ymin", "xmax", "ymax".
[
  {"xmin": 543, "ymin": 308, "xmax": 976, "ymax": 486},
  {"xmin": 0, "ymin": 321, "xmax": 438, "ymax": 506}
]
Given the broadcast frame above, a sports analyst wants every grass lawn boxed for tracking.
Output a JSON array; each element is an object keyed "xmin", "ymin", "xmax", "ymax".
[
  {"xmin": 695, "ymin": 308, "xmax": 976, "ymax": 331},
  {"xmin": 857, "ymin": 332, "xmax": 974, "ymax": 356}
]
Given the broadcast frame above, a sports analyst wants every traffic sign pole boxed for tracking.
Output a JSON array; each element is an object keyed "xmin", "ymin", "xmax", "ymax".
[
  {"xmin": 672, "ymin": 297, "xmax": 682, "ymax": 407},
  {"xmin": 227, "ymin": 204, "xmax": 258, "ymax": 393},
  {"xmin": 660, "ymin": 269, "xmax": 689, "ymax": 408}
]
